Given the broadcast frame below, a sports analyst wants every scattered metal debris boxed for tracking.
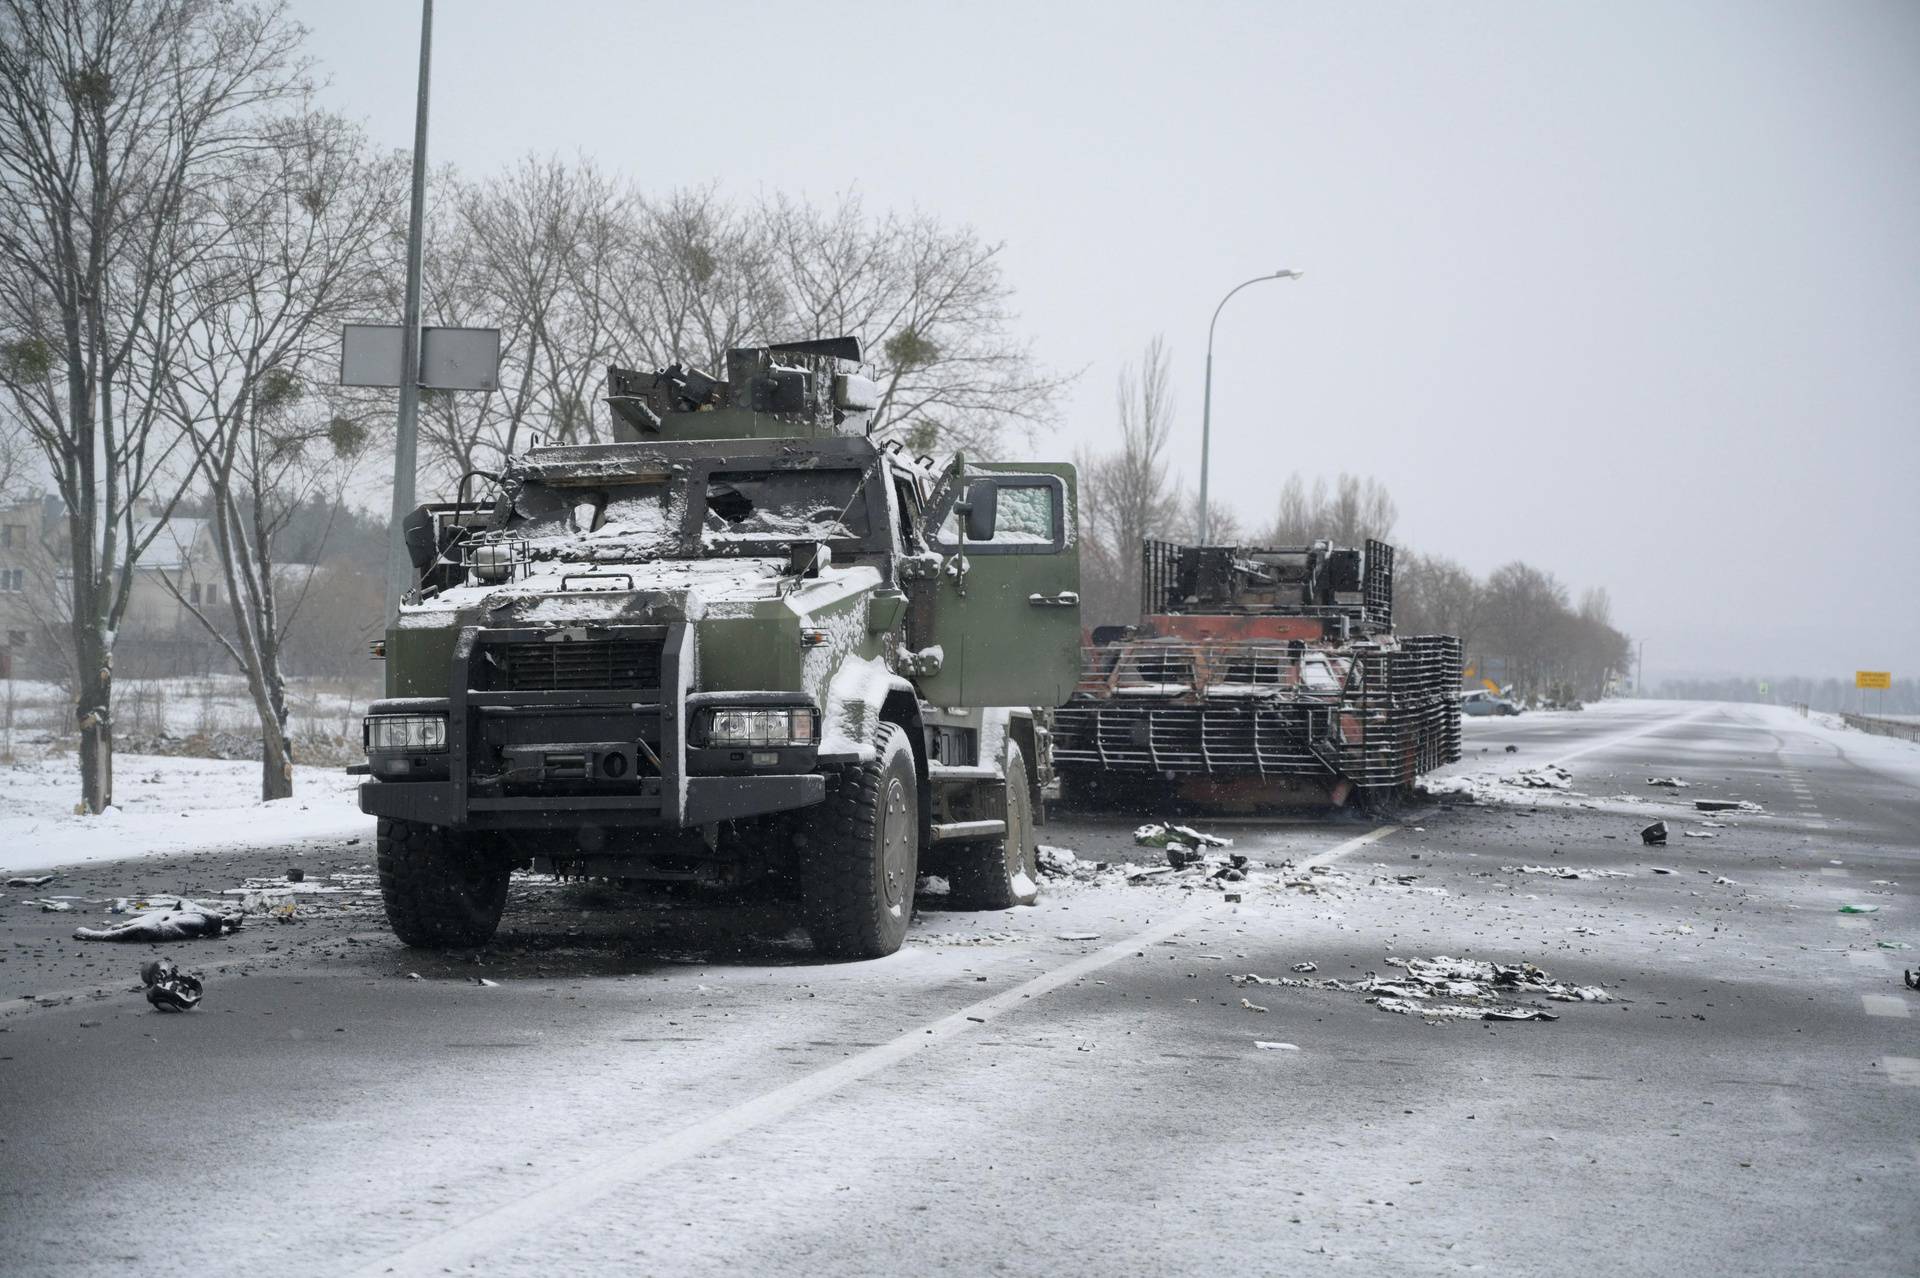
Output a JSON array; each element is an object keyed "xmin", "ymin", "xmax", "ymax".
[
  {"xmin": 1695, "ymin": 799, "xmax": 1762, "ymax": 813},
  {"xmin": 1231, "ymin": 954, "xmax": 1612, "ymax": 1023},
  {"xmin": 140, "ymin": 958, "xmax": 203, "ymax": 1012},
  {"xmin": 1504, "ymin": 865, "xmax": 1634, "ymax": 880},
  {"xmin": 1646, "ymin": 777, "xmax": 1690, "ymax": 788},
  {"xmin": 1291, "ymin": 961, "xmax": 1318, "ymax": 973},
  {"xmin": 1134, "ymin": 823, "xmax": 1233, "ymax": 850},
  {"xmin": 1641, "ymin": 821, "xmax": 1669, "ymax": 846},
  {"xmin": 6, "ymin": 874, "xmax": 57, "ymax": 887}
]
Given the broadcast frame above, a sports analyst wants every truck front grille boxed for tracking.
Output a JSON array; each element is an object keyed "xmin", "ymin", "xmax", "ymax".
[{"xmin": 494, "ymin": 638, "xmax": 664, "ymax": 691}]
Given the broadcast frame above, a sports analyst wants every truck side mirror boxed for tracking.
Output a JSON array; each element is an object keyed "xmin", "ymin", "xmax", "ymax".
[
  {"xmin": 962, "ymin": 479, "xmax": 998, "ymax": 542},
  {"xmin": 401, "ymin": 506, "xmax": 438, "ymax": 573}
]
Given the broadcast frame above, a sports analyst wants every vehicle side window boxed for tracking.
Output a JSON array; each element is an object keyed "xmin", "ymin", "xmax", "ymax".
[
  {"xmin": 893, "ymin": 477, "xmax": 923, "ymax": 551},
  {"xmin": 933, "ymin": 474, "xmax": 1069, "ymax": 555}
]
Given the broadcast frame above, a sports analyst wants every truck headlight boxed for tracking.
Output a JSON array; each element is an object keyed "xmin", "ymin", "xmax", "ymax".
[
  {"xmin": 365, "ymin": 714, "xmax": 448, "ymax": 753},
  {"xmin": 693, "ymin": 705, "xmax": 818, "ymax": 747}
]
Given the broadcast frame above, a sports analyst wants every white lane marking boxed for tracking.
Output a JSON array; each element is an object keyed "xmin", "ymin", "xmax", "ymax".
[
  {"xmin": 1862, "ymin": 994, "xmax": 1911, "ymax": 1020},
  {"xmin": 1546, "ymin": 706, "xmax": 1713, "ymax": 767},
  {"xmin": 1887, "ymin": 1057, "xmax": 1920, "ymax": 1087},
  {"xmin": 345, "ymin": 824, "xmax": 1395, "ymax": 1277},
  {"xmin": 1849, "ymin": 951, "xmax": 1891, "ymax": 971},
  {"xmin": 1296, "ymin": 824, "xmax": 1400, "ymax": 872}
]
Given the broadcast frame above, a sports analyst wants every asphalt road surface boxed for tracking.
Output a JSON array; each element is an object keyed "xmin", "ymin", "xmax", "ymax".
[{"xmin": 2, "ymin": 701, "xmax": 1914, "ymax": 1277}]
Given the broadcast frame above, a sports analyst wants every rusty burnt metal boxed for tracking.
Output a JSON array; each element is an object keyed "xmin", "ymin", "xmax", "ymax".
[{"xmin": 1054, "ymin": 539, "xmax": 1461, "ymax": 810}]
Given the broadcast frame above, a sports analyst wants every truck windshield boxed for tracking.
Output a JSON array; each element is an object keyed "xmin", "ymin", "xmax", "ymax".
[
  {"xmin": 507, "ymin": 466, "xmax": 870, "ymax": 559},
  {"xmin": 701, "ymin": 469, "xmax": 870, "ymax": 543}
]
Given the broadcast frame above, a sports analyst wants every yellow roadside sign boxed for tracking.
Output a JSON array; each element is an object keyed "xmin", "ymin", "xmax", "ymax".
[{"xmin": 1856, "ymin": 670, "xmax": 1892, "ymax": 690}]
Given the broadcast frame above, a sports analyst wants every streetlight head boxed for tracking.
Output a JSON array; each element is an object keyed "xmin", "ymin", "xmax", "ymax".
[{"xmin": 1274, "ymin": 268, "xmax": 1303, "ymax": 279}]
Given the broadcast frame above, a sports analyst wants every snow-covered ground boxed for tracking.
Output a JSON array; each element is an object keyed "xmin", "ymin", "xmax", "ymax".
[
  {"xmin": 1, "ymin": 673, "xmax": 378, "ymax": 747},
  {"xmin": 0, "ymin": 753, "xmax": 370, "ymax": 877}
]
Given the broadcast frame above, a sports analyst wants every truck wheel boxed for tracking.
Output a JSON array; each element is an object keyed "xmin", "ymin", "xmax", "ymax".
[
  {"xmin": 948, "ymin": 743, "xmax": 1041, "ymax": 909},
  {"xmin": 376, "ymin": 818, "xmax": 511, "ymax": 949},
  {"xmin": 802, "ymin": 722, "xmax": 919, "ymax": 959}
]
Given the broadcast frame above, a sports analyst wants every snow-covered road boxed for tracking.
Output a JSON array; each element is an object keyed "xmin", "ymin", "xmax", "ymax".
[{"xmin": 1, "ymin": 701, "xmax": 1914, "ymax": 1277}]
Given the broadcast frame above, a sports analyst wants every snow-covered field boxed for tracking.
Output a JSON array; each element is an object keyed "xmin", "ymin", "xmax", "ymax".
[
  {"xmin": 1, "ymin": 673, "xmax": 378, "ymax": 750},
  {"xmin": 0, "ymin": 753, "xmax": 371, "ymax": 877}
]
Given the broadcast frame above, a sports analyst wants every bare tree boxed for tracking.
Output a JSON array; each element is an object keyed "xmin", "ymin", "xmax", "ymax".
[
  {"xmin": 1261, "ymin": 472, "xmax": 1395, "ymax": 545},
  {"xmin": 1080, "ymin": 336, "xmax": 1182, "ymax": 624},
  {"xmin": 761, "ymin": 192, "xmax": 1066, "ymax": 455},
  {"xmin": 1397, "ymin": 551, "xmax": 1483, "ymax": 651},
  {"xmin": 0, "ymin": 0, "xmax": 308, "ymax": 810},
  {"xmin": 152, "ymin": 109, "xmax": 399, "ymax": 798}
]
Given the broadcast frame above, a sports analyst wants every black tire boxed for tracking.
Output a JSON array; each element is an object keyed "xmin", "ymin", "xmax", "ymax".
[
  {"xmin": 376, "ymin": 817, "xmax": 511, "ymax": 949},
  {"xmin": 802, "ymin": 722, "xmax": 919, "ymax": 959},
  {"xmin": 948, "ymin": 742, "xmax": 1040, "ymax": 909}
]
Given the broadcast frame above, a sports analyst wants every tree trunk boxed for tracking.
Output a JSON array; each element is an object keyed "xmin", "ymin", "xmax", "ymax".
[
  {"xmin": 259, "ymin": 719, "xmax": 293, "ymax": 800},
  {"xmin": 74, "ymin": 633, "xmax": 112, "ymax": 812}
]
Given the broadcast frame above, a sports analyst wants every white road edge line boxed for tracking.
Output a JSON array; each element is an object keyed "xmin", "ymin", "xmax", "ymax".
[
  {"xmin": 1862, "ymin": 994, "xmax": 1911, "ymax": 1020},
  {"xmin": 1546, "ymin": 705, "xmax": 1714, "ymax": 767},
  {"xmin": 347, "ymin": 825, "xmax": 1396, "ymax": 1277}
]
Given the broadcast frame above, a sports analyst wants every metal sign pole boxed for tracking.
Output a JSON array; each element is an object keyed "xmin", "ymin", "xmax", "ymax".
[{"xmin": 385, "ymin": 0, "xmax": 434, "ymax": 625}]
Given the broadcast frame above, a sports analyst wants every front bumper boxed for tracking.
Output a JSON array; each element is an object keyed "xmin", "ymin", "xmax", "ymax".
[
  {"xmin": 360, "ymin": 773, "xmax": 824, "ymax": 829},
  {"xmin": 359, "ymin": 622, "xmax": 827, "ymax": 830}
]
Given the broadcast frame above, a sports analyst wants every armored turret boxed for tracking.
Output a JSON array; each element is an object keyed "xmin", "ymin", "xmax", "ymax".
[{"xmin": 604, "ymin": 337, "xmax": 882, "ymax": 443}]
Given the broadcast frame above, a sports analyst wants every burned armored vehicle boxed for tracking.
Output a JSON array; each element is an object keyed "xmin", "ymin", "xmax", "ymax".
[
  {"xmin": 1054, "ymin": 539, "xmax": 1459, "ymax": 809},
  {"xmin": 359, "ymin": 338, "xmax": 1081, "ymax": 958}
]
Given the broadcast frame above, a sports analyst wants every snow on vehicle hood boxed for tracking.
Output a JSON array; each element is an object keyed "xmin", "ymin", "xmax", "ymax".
[{"xmin": 398, "ymin": 559, "xmax": 880, "ymax": 627}]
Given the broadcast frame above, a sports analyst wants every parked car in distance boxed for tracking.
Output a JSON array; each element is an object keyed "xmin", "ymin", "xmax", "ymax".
[{"xmin": 1461, "ymin": 689, "xmax": 1523, "ymax": 717}]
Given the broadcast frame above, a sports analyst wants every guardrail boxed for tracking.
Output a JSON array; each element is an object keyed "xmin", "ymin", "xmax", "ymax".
[{"xmin": 1841, "ymin": 713, "xmax": 1920, "ymax": 743}]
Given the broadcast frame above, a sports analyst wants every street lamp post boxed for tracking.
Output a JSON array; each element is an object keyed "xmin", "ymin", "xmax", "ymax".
[
  {"xmin": 1198, "ymin": 268, "xmax": 1301, "ymax": 545},
  {"xmin": 385, "ymin": 0, "xmax": 434, "ymax": 625}
]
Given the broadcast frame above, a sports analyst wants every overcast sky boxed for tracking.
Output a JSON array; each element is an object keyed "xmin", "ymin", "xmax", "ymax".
[{"xmin": 292, "ymin": 0, "xmax": 1919, "ymax": 682}]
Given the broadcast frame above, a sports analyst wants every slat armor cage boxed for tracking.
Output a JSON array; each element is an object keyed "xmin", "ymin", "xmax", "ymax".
[{"xmin": 1057, "ymin": 538, "xmax": 1459, "ymax": 803}]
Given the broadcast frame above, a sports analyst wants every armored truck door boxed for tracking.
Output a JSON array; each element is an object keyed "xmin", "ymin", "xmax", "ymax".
[{"xmin": 915, "ymin": 463, "xmax": 1081, "ymax": 708}]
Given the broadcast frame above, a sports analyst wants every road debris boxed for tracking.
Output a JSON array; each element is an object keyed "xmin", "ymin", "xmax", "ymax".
[
  {"xmin": 1905, "ymin": 970, "xmax": 1918, "ymax": 992},
  {"xmin": 1683, "ymin": 831, "xmax": 1717, "ymax": 839},
  {"xmin": 1232, "ymin": 954, "xmax": 1611, "ymax": 1023},
  {"xmin": 140, "ymin": 958, "xmax": 203, "ymax": 1012},
  {"xmin": 1651, "ymin": 867, "xmax": 1675, "ymax": 875},
  {"xmin": 1036, "ymin": 846, "xmax": 1087, "ymax": 877},
  {"xmin": 1240, "ymin": 998, "xmax": 1269, "ymax": 1013},
  {"xmin": 1291, "ymin": 961, "xmax": 1318, "ymax": 973},
  {"xmin": 1504, "ymin": 744, "xmax": 1519, "ymax": 753},
  {"xmin": 1641, "ymin": 821, "xmax": 1669, "ymax": 846},
  {"xmin": 1695, "ymin": 799, "xmax": 1762, "ymax": 813},
  {"xmin": 24, "ymin": 898, "xmax": 73, "ymax": 912},
  {"xmin": 1255, "ymin": 1041, "xmax": 1300, "ymax": 1051},
  {"xmin": 1837, "ymin": 905, "xmax": 1879, "ymax": 915},
  {"xmin": 1504, "ymin": 865, "xmax": 1634, "ymax": 880},
  {"xmin": 472, "ymin": 977, "xmax": 500, "ymax": 987},
  {"xmin": 6, "ymin": 874, "xmax": 57, "ymax": 887},
  {"xmin": 1646, "ymin": 777, "xmax": 1691, "ymax": 788},
  {"xmin": 74, "ymin": 900, "xmax": 243, "ymax": 942},
  {"xmin": 1056, "ymin": 932, "xmax": 1102, "ymax": 941},
  {"xmin": 1134, "ymin": 823, "xmax": 1233, "ymax": 849}
]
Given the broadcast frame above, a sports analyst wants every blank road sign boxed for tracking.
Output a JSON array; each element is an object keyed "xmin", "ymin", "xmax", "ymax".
[
  {"xmin": 1856, "ymin": 670, "xmax": 1892, "ymax": 689},
  {"xmin": 340, "ymin": 324, "xmax": 501, "ymax": 391}
]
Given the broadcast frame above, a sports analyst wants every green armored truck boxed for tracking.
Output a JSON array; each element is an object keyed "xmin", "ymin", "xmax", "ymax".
[{"xmin": 358, "ymin": 337, "xmax": 1081, "ymax": 958}]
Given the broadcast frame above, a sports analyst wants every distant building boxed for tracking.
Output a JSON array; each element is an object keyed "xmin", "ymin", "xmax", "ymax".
[{"xmin": 0, "ymin": 494, "xmax": 315, "ymax": 680}]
